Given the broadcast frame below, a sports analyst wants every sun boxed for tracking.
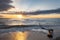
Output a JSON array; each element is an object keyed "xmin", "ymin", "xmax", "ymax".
[{"xmin": 17, "ymin": 15, "xmax": 24, "ymax": 19}]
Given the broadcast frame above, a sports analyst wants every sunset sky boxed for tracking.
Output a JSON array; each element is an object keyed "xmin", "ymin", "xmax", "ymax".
[
  {"xmin": 11, "ymin": 0, "xmax": 60, "ymax": 11},
  {"xmin": 0, "ymin": 0, "xmax": 60, "ymax": 18},
  {"xmin": 0, "ymin": 14, "xmax": 60, "ymax": 19},
  {"xmin": 8, "ymin": 0, "xmax": 60, "ymax": 18}
]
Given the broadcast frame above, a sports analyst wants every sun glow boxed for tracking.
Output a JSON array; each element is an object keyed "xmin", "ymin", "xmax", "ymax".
[
  {"xmin": 0, "ymin": 13, "xmax": 26, "ymax": 19},
  {"xmin": 17, "ymin": 15, "xmax": 24, "ymax": 19}
]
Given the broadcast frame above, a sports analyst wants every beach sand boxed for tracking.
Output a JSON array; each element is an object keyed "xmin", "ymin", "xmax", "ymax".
[
  {"xmin": 0, "ymin": 31, "xmax": 50, "ymax": 40},
  {"xmin": 0, "ymin": 26, "xmax": 60, "ymax": 40}
]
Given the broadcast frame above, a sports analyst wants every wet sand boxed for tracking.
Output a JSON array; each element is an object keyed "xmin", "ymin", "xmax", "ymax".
[
  {"xmin": 0, "ymin": 31, "xmax": 50, "ymax": 40},
  {"xmin": 0, "ymin": 26, "xmax": 60, "ymax": 40}
]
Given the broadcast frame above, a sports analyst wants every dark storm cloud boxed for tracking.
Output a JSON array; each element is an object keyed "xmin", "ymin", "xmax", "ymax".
[
  {"xmin": 0, "ymin": 0, "xmax": 14, "ymax": 11},
  {"xmin": 26, "ymin": 8, "xmax": 60, "ymax": 15},
  {"xmin": 0, "ymin": 0, "xmax": 12, "ymax": 3}
]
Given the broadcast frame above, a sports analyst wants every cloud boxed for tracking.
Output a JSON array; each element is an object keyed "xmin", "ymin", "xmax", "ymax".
[
  {"xmin": 0, "ymin": 0, "xmax": 14, "ymax": 11},
  {"xmin": 25, "ymin": 8, "xmax": 60, "ymax": 15}
]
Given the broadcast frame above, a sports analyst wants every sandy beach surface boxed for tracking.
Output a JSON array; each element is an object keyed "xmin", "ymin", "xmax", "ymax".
[{"xmin": 0, "ymin": 26, "xmax": 60, "ymax": 40}]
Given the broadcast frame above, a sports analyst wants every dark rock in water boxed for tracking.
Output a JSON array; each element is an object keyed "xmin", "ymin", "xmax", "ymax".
[
  {"xmin": 47, "ymin": 29, "xmax": 53, "ymax": 38},
  {"xmin": 47, "ymin": 35, "xmax": 53, "ymax": 38}
]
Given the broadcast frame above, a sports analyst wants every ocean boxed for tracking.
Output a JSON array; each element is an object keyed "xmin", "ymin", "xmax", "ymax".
[{"xmin": 0, "ymin": 18, "xmax": 60, "ymax": 40}]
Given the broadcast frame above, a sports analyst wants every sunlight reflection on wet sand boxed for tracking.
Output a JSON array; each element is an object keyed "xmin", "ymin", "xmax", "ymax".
[
  {"xmin": 0, "ymin": 31, "xmax": 29, "ymax": 40},
  {"xmin": 0, "ymin": 31, "xmax": 51, "ymax": 40},
  {"xmin": 0, "ymin": 27, "xmax": 60, "ymax": 40}
]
